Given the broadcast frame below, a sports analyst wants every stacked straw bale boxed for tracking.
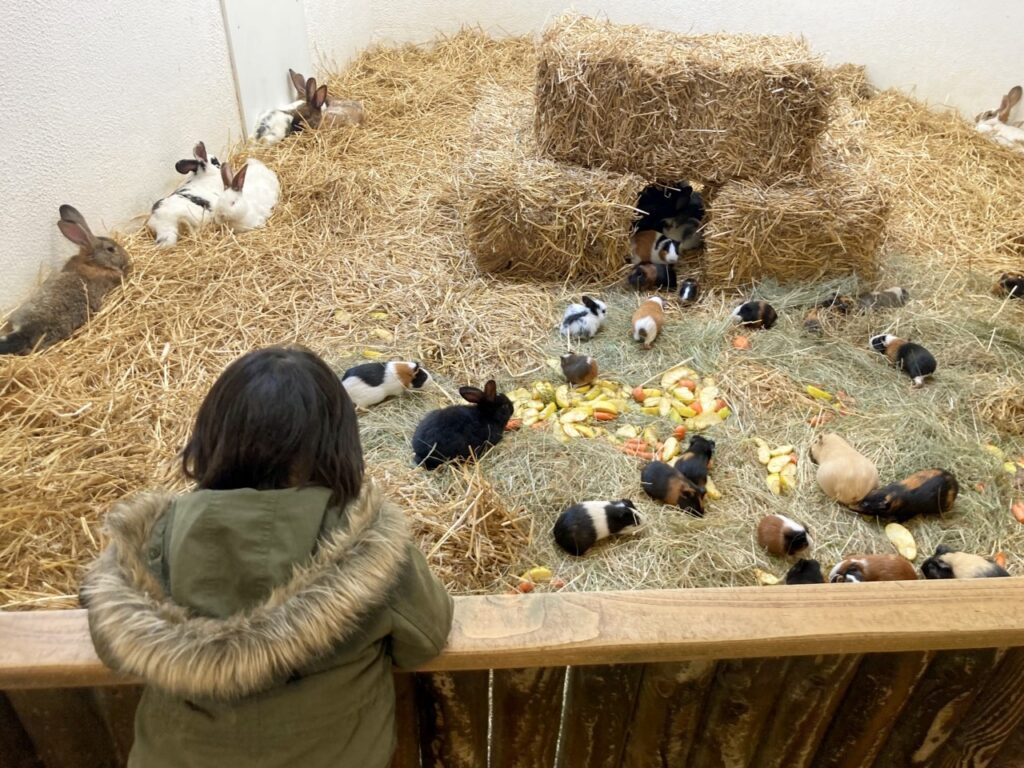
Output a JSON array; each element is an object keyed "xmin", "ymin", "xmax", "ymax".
[{"xmin": 534, "ymin": 13, "xmax": 834, "ymax": 185}]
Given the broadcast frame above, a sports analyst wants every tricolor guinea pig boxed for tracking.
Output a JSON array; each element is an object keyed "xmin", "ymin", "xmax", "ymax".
[
  {"xmin": 628, "ymin": 230, "xmax": 679, "ymax": 265},
  {"xmin": 627, "ymin": 263, "xmax": 677, "ymax": 291},
  {"xmin": 852, "ymin": 468, "xmax": 958, "ymax": 522},
  {"xmin": 996, "ymin": 272, "xmax": 1024, "ymax": 299},
  {"xmin": 809, "ymin": 432, "xmax": 879, "ymax": 506},
  {"xmin": 830, "ymin": 554, "xmax": 918, "ymax": 583},
  {"xmin": 785, "ymin": 558, "xmax": 825, "ymax": 585},
  {"xmin": 920, "ymin": 545, "xmax": 1010, "ymax": 579},
  {"xmin": 678, "ymin": 277, "xmax": 699, "ymax": 304},
  {"xmin": 731, "ymin": 300, "xmax": 777, "ymax": 330},
  {"xmin": 640, "ymin": 461, "xmax": 705, "ymax": 517},
  {"xmin": 857, "ymin": 287, "xmax": 909, "ymax": 310},
  {"xmin": 756, "ymin": 514, "xmax": 812, "ymax": 558},
  {"xmin": 673, "ymin": 435, "xmax": 715, "ymax": 489},
  {"xmin": 553, "ymin": 499, "xmax": 642, "ymax": 556},
  {"xmin": 560, "ymin": 353, "xmax": 598, "ymax": 386},
  {"xmin": 341, "ymin": 361, "xmax": 429, "ymax": 408},
  {"xmin": 632, "ymin": 296, "xmax": 666, "ymax": 349},
  {"xmin": 869, "ymin": 334, "xmax": 936, "ymax": 387}
]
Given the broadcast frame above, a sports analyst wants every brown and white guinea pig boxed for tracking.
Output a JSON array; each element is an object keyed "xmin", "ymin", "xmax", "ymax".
[
  {"xmin": 785, "ymin": 558, "xmax": 825, "ymax": 584},
  {"xmin": 869, "ymin": 334, "xmax": 936, "ymax": 387},
  {"xmin": 678, "ymin": 277, "xmax": 699, "ymax": 304},
  {"xmin": 560, "ymin": 353, "xmax": 598, "ymax": 386},
  {"xmin": 757, "ymin": 514, "xmax": 812, "ymax": 558},
  {"xmin": 830, "ymin": 554, "xmax": 918, "ymax": 583},
  {"xmin": 731, "ymin": 300, "xmax": 777, "ymax": 330},
  {"xmin": 341, "ymin": 361, "xmax": 429, "ymax": 408},
  {"xmin": 628, "ymin": 230, "xmax": 678, "ymax": 265},
  {"xmin": 851, "ymin": 469, "xmax": 959, "ymax": 522},
  {"xmin": 640, "ymin": 461, "xmax": 705, "ymax": 516},
  {"xmin": 632, "ymin": 296, "xmax": 666, "ymax": 349},
  {"xmin": 804, "ymin": 293, "xmax": 855, "ymax": 334},
  {"xmin": 553, "ymin": 499, "xmax": 642, "ymax": 556},
  {"xmin": 809, "ymin": 432, "xmax": 879, "ymax": 506},
  {"xmin": 627, "ymin": 262, "xmax": 677, "ymax": 291},
  {"xmin": 857, "ymin": 287, "xmax": 910, "ymax": 310},
  {"xmin": 673, "ymin": 435, "xmax": 715, "ymax": 489},
  {"xmin": 995, "ymin": 272, "xmax": 1024, "ymax": 299},
  {"xmin": 920, "ymin": 545, "xmax": 1010, "ymax": 580}
]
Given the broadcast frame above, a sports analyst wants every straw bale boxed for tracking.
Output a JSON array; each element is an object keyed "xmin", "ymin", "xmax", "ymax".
[
  {"xmin": 534, "ymin": 13, "xmax": 833, "ymax": 184},
  {"xmin": 979, "ymin": 385, "xmax": 1024, "ymax": 437},
  {"xmin": 830, "ymin": 63, "xmax": 874, "ymax": 102},
  {"xmin": 702, "ymin": 155, "xmax": 888, "ymax": 286}
]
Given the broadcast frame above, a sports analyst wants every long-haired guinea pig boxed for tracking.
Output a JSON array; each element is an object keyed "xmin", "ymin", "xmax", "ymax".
[
  {"xmin": 627, "ymin": 262, "xmax": 677, "ymax": 291},
  {"xmin": 785, "ymin": 558, "xmax": 825, "ymax": 584},
  {"xmin": 857, "ymin": 287, "xmax": 909, "ymax": 310},
  {"xmin": 342, "ymin": 361, "xmax": 429, "ymax": 408},
  {"xmin": 757, "ymin": 514, "xmax": 812, "ymax": 558},
  {"xmin": 996, "ymin": 272, "xmax": 1024, "ymax": 299},
  {"xmin": 632, "ymin": 296, "xmax": 665, "ymax": 349},
  {"xmin": 830, "ymin": 554, "xmax": 918, "ymax": 583},
  {"xmin": 869, "ymin": 334, "xmax": 936, "ymax": 387},
  {"xmin": 553, "ymin": 499, "xmax": 642, "ymax": 556},
  {"xmin": 920, "ymin": 545, "xmax": 1010, "ymax": 579},
  {"xmin": 809, "ymin": 432, "xmax": 879, "ymax": 506},
  {"xmin": 641, "ymin": 461, "xmax": 705, "ymax": 516},
  {"xmin": 731, "ymin": 300, "xmax": 777, "ymax": 330},
  {"xmin": 852, "ymin": 468, "xmax": 958, "ymax": 522},
  {"xmin": 673, "ymin": 435, "xmax": 715, "ymax": 489}
]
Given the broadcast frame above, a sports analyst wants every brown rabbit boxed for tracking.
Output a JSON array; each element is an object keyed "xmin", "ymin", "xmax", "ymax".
[
  {"xmin": 0, "ymin": 206, "xmax": 130, "ymax": 354},
  {"xmin": 293, "ymin": 76, "xmax": 329, "ymax": 131},
  {"xmin": 290, "ymin": 69, "xmax": 364, "ymax": 127}
]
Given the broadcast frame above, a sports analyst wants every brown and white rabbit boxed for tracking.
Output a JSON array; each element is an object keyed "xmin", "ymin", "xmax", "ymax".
[
  {"xmin": 289, "ymin": 69, "xmax": 364, "ymax": 127},
  {"xmin": 255, "ymin": 75, "xmax": 328, "ymax": 144},
  {"xmin": 975, "ymin": 85, "xmax": 1024, "ymax": 153},
  {"xmin": 1, "ymin": 206, "xmax": 130, "ymax": 354}
]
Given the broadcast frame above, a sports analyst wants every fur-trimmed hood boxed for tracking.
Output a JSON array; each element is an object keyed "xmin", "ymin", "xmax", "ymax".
[{"xmin": 81, "ymin": 480, "xmax": 410, "ymax": 701}]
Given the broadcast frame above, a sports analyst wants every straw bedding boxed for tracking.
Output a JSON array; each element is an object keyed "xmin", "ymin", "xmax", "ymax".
[
  {"xmin": 1, "ymin": 30, "xmax": 1023, "ymax": 610},
  {"xmin": 534, "ymin": 13, "xmax": 833, "ymax": 184}
]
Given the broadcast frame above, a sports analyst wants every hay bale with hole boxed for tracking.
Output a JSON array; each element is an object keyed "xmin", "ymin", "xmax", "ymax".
[
  {"xmin": 534, "ymin": 13, "xmax": 834, "ymax": 184},
  {"xmin": 702, "ymin": 159, "xmax": 888, "ymax": 286}
]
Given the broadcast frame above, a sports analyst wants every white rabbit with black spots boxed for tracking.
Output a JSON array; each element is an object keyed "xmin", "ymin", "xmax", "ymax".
[{"xmin": 147, "ymin": 142, "xmax": 223, "ymax": 248}]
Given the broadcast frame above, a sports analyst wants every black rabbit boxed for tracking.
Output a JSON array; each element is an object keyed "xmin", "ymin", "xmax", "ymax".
[{"xmin": 412, "ymin": 380, "xmax": 514, "ymax": 469}]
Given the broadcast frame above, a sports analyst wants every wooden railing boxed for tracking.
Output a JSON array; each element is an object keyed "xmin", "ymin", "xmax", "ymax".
[{"xmin": 2, "ymin": 580, "xmax": 1024, "ymax": 767}]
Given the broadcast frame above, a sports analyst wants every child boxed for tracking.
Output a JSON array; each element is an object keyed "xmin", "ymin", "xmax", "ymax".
[{"xmin": 81, "ymin": 345, "xmax": 453, "ymax": 768}]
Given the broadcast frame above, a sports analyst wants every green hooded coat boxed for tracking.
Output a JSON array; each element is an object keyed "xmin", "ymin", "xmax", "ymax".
[{"xmin": 81, "ymin": 480, "xmax": 453, "ymax": 768}]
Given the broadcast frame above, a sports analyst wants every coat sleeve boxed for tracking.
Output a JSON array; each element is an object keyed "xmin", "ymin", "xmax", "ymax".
[{"xmin": 388, "ymin": 543, "xmax": 454, "ymax": 670}]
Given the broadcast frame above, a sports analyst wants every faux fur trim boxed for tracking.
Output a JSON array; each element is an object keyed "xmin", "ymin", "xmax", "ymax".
[{"xmin": 81, "ymin": 481, "xmax": 410, "ymax": 700}]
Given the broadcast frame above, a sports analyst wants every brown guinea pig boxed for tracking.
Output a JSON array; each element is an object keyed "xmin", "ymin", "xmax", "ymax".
[
  {"xmin": 632, "ymin": 296, "xmax": 666, "ymax": 349},
  {"xmin": 731, "ymin": 300, "xmax": 777, "ymax": 329},
  {"xmin": 852, "ymin": 468, "xmax": 958, "ymax": 522},
  {"xmin": 829, "ymin": 554, "xmax": 918, "ymax": 583},
  {"xmin": 640, "ymin": 460, "xmax": 705, "ymax": 516},
  {"xmin": 757, "ymin": 514, "xmax": 812, "ymax": 557},
  {"xmin": 809, "ymin": 433, "xmax": 879, "ymax": 506},
  {"xmin": 560, "ymin": 353, "xmax": 598, "ymax": 386}
]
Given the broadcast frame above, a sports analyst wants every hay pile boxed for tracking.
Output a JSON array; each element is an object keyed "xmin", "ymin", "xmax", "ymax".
[
  {"xmin": 534, "ymin": 13, "xmax": 833, "ymax": 184},
  {"xmin": 460, "ymin": 87, "xmax": 646, "ymax": 279},
  {"xmin": 2, "ymin": 31, "xmax": 1024, "ymax": 610}
]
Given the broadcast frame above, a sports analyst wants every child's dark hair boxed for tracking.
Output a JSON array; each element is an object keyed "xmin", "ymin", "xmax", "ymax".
[{"xmin": 182, "ymin": 345, "xmax": 364, "ymax": 507}]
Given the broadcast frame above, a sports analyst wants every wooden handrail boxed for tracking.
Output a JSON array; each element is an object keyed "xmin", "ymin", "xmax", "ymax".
[{"xmin": 3, "ymin": 579, "xmax": 1024, "ymax": 689}]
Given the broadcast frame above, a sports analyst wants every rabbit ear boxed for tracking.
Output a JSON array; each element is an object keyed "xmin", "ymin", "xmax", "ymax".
[
  {"xmin": 998, "ymin": 94, "xmax": 1012, "ymax": 122},
  {"xmin": 305, "ymin": 77, "xmax": 317, "ymax": 102},
  {"xmin": 176, "ymin": 159, "xmax": 199, "ymax": 175},
  {"xmin": 193, "ymin": 141, "xmax": 208, "ymax": 162},
  {"xmin": 289, "ymin": 68, "xmax": 306, "ymax": 94},
  {"xmin": 58, "ymin": 219, "xmax": 95, "ymax": 248},
  {"xmin": 59, "ymin": 204, "xmax": 92, "ymax": 233},
  {"xmin": 220, "ymin": 162, "xmax": 233, "ymax": 188},
  {"xmin": 312, "ymin": 84, "xmax": 328, "ymax": 109},
  {"xmin": 1008, "ymin": 86, "xmax": 1022, "ymax": 109},
  {"xmin": 459, "ymin": 386, "xmax": 485, "ymax": 404},
  {"xmin": 232, "ymin": 164, "xmax": 248, "ymax": 192},
  {"xmin": 483, "ymin": 380, "xmax": 497, "ymax": 400}
]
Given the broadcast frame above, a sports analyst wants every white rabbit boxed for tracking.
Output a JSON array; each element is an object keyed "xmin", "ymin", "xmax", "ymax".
[
  {"xmin": 147, "ymin": 142, "xmax": 223, "ymax": 248},
  {"xmin": 975, "ymin": 86, "xmax": 1024, "ymax": 153},
  {"xmin": 214, "ymin": 160, "xmax": 280, "ymax": 232}
]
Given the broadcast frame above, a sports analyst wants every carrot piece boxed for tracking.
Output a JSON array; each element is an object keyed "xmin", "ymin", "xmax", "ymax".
[
  {"xmin": 673, "ymin": 425, "xmax": 687, "ymax": 439},
  {"xmin": 505, "ymin": 419, "xmax": 522, "ymax": 431},
  {"xmin": 1012, "ymin": 501, "xmax": 1024, "ymax": 524},
  {"xmin": 691, "ymin": 401, "xmax": 703, "ymax": 415},
  {"xmin": 732, "ymin": 336, "xmax": 751, "ymax": 350},
  {"xmin": 516, "ymin": 581, "xmax": 535, "ymax": 593},
  {"xmin": 678, "ymin": 379, "xmax": 697, "ymax": 390},
  {"xmin": 632, "ymin": 386, "xmax": 646, "ymax": 403},
  {"xmin": 995, "ymin": 552, "xmax": 1008, "ymax": 568},
  {"xmin": 594, "ymin": 411, "xmax": 616, "ymax": 421}
]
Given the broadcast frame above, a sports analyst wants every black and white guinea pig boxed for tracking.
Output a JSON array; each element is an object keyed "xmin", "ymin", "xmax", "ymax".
[
  {"xmin": 341, "ymin": 361, "xmax": 429, "ymax": 408},
  {"xmin": 829, "ymin": 554, "xmax": 918, "ymax": 582},
  {"xmin": 869, "ymin": 334, "xmax": 936, "ymax": 387},
  {"xmin": 640, "ymin": 461, "xmax": 705, "ymax": 516},
  {"xmin": 553, "ymin": 499, "xmax": 642, "ymax": 556},
  {"xmin": 852, "ymin": 468, "xmax": 958, "ymax": 522},
  {"xmin": 678, "ymin": 277, "xmax": 699, "ymax": 303},
  {"xmin": 627, "ymin": 262, "xmax": 677, "ymax": 291},
  {"xmin": 785, "ymin": 558, "xmax": 825, "ymax": 584},
  {"xmin": 731, "ymin": 300, "xmax": 777, "ymax": 329},
  {"xmin": 561, "ymin": 296, "xmax": 608, "ymax": 340},
  {"xmin": 920, "ymin": 545, "xmax": 1009, "ymax": 579},
  {"xmin": 857, "ymin": 287, "xmax": 909, "ymax": 309},
  {"xmin": 996, "ymin": 272, "xmax": 1024, "ymax": 299},
  {"xmin": 757, "ymin": 514, "xmax": 812, "ymax": 558}
]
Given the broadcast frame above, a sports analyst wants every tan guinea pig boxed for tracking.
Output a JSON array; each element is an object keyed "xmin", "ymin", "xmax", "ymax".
[
  {"xmin": 830, "ymin": 554, "xmax": 918, "ymax": 583},
  {"xmin": 809, "ymin": 432, "xmax": 880, "ymax": 506}
]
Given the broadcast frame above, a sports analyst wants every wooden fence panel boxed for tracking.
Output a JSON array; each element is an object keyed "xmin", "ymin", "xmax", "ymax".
[
  {"xmin": 684, "ymin": 657, "xmax": 791, "ymax": 768},
  {"xmin": 7, "ymin": 688, "xmax": 117, "ymax": 768},
  {"xmin": 415, "ymin": 670, "xmax": 489, "ymax": 768},
  {"xmin": 0, "ymin": 692, "xmax": 41, "ymax": 768},
  {"xmin": 91, "ymin": 685, "xmax": 142, "ymax": 765},
  {"xmin": 392, "ymin": 673, "xmax": 421, "ymax": 768},
  {"xmin": 990, "ymin": 722, "xmax": 1024, "ymax": 768},
  {"xmin": 755, "ymin": 654, "xmax": 863, "ymax": 768},
  {"xmin": 812, "ymin": 651, "xmax": 933, "ymax": 768},
  {"xmin": 559, "ymin": 664, "xmax": 644, "ymax": 768},
  {"xmin": 491, "ymin": 666, "xmax": 566, "ymax": 768},
  {"xmin": 621, "ymin": 660, "xmax": 717, "ymax": 768}
]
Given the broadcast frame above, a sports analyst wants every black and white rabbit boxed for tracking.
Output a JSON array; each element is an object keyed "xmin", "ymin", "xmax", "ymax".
[
  {"xmin": 147, "ymin": 142, "xmax": 223, "ymax": 248},
  {"xmin": 560, "ymin": 296, "xmax": 608, "ymax": 339},
  {"xmin": 255, "ymin": 73, "xmax": 328, "ymax": 145},
  {"xmin": 412, "ymin": 380, "xmax": 514, "ymax": 469}
]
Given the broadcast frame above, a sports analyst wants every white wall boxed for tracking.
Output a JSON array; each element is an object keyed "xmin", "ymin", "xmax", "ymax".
[{"xmin": 304, "ymin": 0, "xmax": 374, "ymax": 73}]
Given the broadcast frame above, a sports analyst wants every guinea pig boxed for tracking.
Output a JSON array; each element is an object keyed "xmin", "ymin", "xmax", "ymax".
[
  {"xmin": 785, "ymin": 558, "xmax": 825, "ymax": 585},
  {"xmin": 553, "ymin": 499, "xmax": 642, "ymax": 556},
  {"xmin": 757, "ymin": 514, "xmax": 812, "ymax": 558},
  {"xmin": 809, "ymin": 432, "xmax": 880, "ymax": 506},
  {"xmin": 803, "ymin": 307, "xmax": 824, "ymax": 336},
  {"xmin": 627, "ymin": 263, "xmax": 677, "ymax": 291},
  {"xmin": 341, "ymin": 361, "xmax": 429, "ymax": 408},
  {"xmin": 640, "ymin": 461, "xmax": 705, "ymax": 517},
  {"xmin": 996, "ymin": 272, "xmax": 1024, "ymax": 298},
  {"xmin": 629, "ymin": 230, "xmax": 678, "ymax": 265},
  {"xmin": 560, "ymin": 353, "xmax": 598, "ymax": 386},
  {"xmin": 869, "ymin": 334, "xmax": 936, "ymax": 387},
  {"xmin": 632, "ymin": 296, "xmax": 666, "ymax": 349},
  {"xmin": 920, "ymin": 545, "xmax": 1010, "ymax": 580},
  {"xmin": 830, "ymin": 554, "xmax": 918, "ymax": 583},
  {"xmin": 731, "ymin": 300, "xmax": 777, "ymax": 330},
  {"xmin": 678, "ymin": 277, "xmax": 699, "ymax": 304},
  {"xmin": 852, "ymin": 468, "xmax": 958, "ymax": 522},
  {"xmin": 857, "ymin": 287, "xmax": 909, "ymax": 310},
  {"xmin": 673, "ymin": 435, "xmax": 715, "ymax": 489}
]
